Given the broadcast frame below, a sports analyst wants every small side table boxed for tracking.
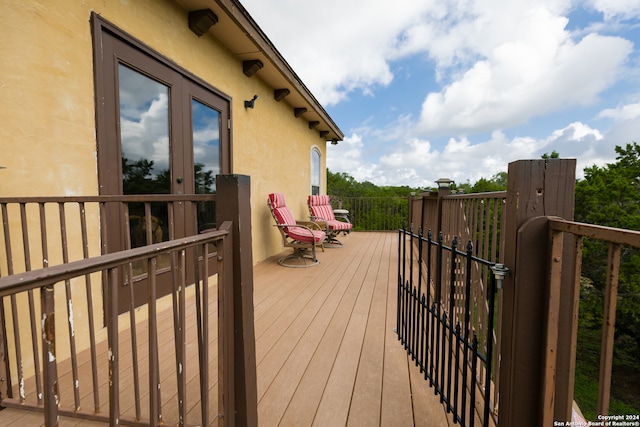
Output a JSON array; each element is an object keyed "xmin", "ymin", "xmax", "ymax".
[{"xmin": 333, "ymin": 209, "xmax": 350, "ymax": 223}]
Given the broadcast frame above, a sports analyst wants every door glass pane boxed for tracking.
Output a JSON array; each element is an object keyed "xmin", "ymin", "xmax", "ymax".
[
  {"xmin": 192, "ymin": 99, "xmax": 220, "ymax": 232},
  {"xmin": 119, "ymin": 63, "xmax": 171, "ymax": 195},
  {"xmin": 118, "ymin": 64, "xmax": 170, "ymax": 275}
]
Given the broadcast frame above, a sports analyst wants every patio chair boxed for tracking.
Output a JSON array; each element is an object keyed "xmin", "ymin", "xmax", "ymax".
[
  {"xmin": 268, "ymin": 193, "xmax": 326, "ymax": 267},
  {"xmin": 307, "ymin": 195, "xmax": 352, "ymax": 247}
]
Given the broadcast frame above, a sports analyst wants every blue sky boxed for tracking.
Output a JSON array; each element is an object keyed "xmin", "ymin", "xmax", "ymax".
[{"xmin": 242, "ymin": 0, "xmax": 640, "ymax": 188}]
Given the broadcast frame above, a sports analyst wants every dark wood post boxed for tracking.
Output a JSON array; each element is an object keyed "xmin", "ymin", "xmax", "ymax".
[
  {"xmin": 434, "ymin": 180, "xmax": 452, "ymax": 305},
  {"xmin": 216, "ymin": 174, "xmax": 258, "ymax": 427},
  {"xmin": 435, "ymin": 179, "xmax": 452, "ymax": 236},
  {"xmin": 407, "ymin": 193, "xmax": 417, "ymax": 227},
  {"xmin": 498, "ymin": 159, "xmax": 576, "ymax": 427},
  {"xmin": 41, "ymin": 284, "xmax": 59, "ymax": 427}
]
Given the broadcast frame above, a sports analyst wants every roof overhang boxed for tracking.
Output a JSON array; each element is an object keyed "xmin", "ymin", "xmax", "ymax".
[{"xmin": 176, "ymin": 0, "xmax": 344, "ymax": 142}]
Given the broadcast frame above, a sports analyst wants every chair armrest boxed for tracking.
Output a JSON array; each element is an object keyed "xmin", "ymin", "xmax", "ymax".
[
  {"xmin": 296, "ymin": 220, "xmax": 322, "ymax": 230},
  {"xmin": 273, "ymin": 222, "xmax": 320, "ymax": 232}
]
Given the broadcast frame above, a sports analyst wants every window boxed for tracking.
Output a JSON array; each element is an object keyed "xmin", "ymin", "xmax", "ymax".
[{"xmin": 311, "ymin": 147, "xmax": 321, "ymax": 195}]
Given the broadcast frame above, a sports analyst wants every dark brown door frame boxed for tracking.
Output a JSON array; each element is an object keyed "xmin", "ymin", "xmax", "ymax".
[{"xmin": 92, "ymin": 13, "xmax": 232, "ymax": 312}]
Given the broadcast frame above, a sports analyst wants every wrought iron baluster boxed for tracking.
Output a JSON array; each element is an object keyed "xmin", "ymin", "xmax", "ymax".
[{"xmin": 447, "ymin": 237, "xmax": 458, "ymax": 403}]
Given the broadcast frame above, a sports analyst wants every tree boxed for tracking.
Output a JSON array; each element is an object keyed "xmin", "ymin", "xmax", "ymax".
[
  {"xmin": 541, "ymin": 150, "xmax": 560, "ymax": 159},
  {"xmin": 453, "ymin": 172, "xmax": 507, "ymax": 193},
  {"xmin": 574, "ymin": 143, "xmax": 640, "ymax": 415},
  {"xmin": 326, "ymin": 169, "xmax": 421, "ymax": 230},
  {"xmin": 122, "ymin": 157, "xmax": 170, "ymax": 194},
  {"xmin": 470, "ymin": 172, "xmax": 507, "ymax": 193},
  {"xmin": 575, "ymin": 142, "xmax": 640, "ymax": 330}
]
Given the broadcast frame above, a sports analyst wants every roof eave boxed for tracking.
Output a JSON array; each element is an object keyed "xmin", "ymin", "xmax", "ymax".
[{"xmin": 177, "ymin": 0, "xmax": 344, "ymax": 142}]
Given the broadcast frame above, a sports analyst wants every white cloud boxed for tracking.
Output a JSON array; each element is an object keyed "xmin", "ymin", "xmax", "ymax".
[
  {"xmin": 587, "ymin": 0, "xmax": 640, "ymax": 20},
  {"xmin": 120, "ymin": 92, "xmax": 170, "ymax": 174},
  {"xmin": 244, "ymin": 0, "xmax": 633, "ymax": 130},
  {"xmin": 329, "ymin": 111, "xmax": 635, "ymax": 186},
  {"xmin": 417, "ymin": 6, "xmax": 633, "ymax": 136},
  {"xmin": 242, "ymin": 0, "xmax": 638, "ymax": 186},
  {"xmin": 598, "ymin": 102, "xmax": 640, "ymax": 121},
  {"xmin": 242, "ymin": 0, "xmax": 442, "ymax": 105}
]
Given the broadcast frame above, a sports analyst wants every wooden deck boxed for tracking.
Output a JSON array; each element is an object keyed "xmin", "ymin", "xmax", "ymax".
[{"xmin": 0, "ymin": 232, "xmax": 451, "ymax": 426}]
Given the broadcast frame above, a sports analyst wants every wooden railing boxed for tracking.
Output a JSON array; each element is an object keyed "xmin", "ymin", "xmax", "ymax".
[
  {"xmin": 0, "ymin": 224, "xmax": 232, "ymax": 426},
  {"xmin": 0, "ymin": 174, "xmax": 258, "ymax": 426},
  {"xmin": 543, "ymin": 218, "xmax": 640, "ymax": 425}
]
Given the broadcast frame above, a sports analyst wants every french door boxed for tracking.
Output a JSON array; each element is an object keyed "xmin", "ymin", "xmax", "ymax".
[{"xmin": 93, "ymin": 15, "xmax": 231, "ymax": 312}]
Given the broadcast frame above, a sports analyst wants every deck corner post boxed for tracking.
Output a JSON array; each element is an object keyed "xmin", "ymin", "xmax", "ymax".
[
  {"xmin": 216, "ymin": 174, "xmax": 258, "ymax": 427},
  {"xmin": 498, "ymin": 159, "xmax": 576, "ymax": 427}
]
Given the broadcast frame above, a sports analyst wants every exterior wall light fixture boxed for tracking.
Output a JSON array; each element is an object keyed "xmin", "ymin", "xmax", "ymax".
[{"xmin": 244, "ymin": 95, "xmax": 259, "ymax": 109}]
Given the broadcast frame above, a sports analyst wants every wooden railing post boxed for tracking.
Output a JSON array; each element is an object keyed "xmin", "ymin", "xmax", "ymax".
[
  {"xmin": 498, "ymin": 159, "xmax": 576, "ymax": 427},
  {"xmin": 435, "ymin": 179, "xmax": 452, "ymax": 236},
  {"xmin": 41, "ymin": 284, "xmax": 59, "ymax": 427},
  {"xmin": 216, "ymin": 174, "xmax": 257, "ymax": 427}
]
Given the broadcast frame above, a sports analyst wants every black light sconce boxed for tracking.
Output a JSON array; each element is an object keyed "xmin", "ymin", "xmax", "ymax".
[
  {"xmin": 243, "ymin": 60, "xmax": 263, "ymax": 77},
  {"xmin": 331, "ymin": 139, "xmax": 339, "ymax": 145},
  {"xmin": 319, "ymin": 131, "xmax": 329, "ymax": 138},
  {"xmin": 274, "ymin": 88, "xmax": 290, "ymax": 102},
  {"xmin": 294, "ymin": 108, "xmax": 307, "ymax": 117},
  {"xmin": 188, "ymin": 9, "xmax": 218, "ymax": 36},
  {"xmin": 244, "ymin": 94, "xmax": 259, "ymax": 109},
  {"xmin": 308, "ymin": 121, "xmax": 320, "ymax": 129}
]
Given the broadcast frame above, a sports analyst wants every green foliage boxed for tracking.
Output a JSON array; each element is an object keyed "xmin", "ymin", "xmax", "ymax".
[
  {"xmin": 455, "ymin": 172, "xmax": 507, "ymax": 194},
  {"xmin": 326, "ymin": 170, "xmax": 420, "ymax": 230},
  {"xmin": 327, "ymin": 169, "xmax": 420, "ymax": 197},
  {"xmin": 574, "ymin": 325, "xmax": 640, "ymax": 421},
  {"xmin": 574, "ymin": 142, "xmax": 640, "ymax": 416},
  {"xmin": 122, "ymin": 158, "xmax": 215, "ymax": 194},
  {"xmin": 122, "ymin": 157, "xmax": 171, "ymax": 194},
  {"xmin": 541, "ymin": 150, "xmax": 560, "ymax": 159}
]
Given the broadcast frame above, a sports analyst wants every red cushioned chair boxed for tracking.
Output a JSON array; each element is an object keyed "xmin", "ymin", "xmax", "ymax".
[
  {"xmin": 307, "ymin": 195, "xmax": 352, "ymax": 247},
  {"xmin": 268, "ymin": 193, "xmax": 326, "ymax": 267}
]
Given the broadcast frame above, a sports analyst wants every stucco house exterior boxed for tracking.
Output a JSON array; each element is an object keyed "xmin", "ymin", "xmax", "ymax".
[
  {"xmin": 1, "ymin": 0, "xmax": 343, "ymax": 267},
  {"xmin": 0, "ymin": 4, "xmax": 344, "ymax": 414}
]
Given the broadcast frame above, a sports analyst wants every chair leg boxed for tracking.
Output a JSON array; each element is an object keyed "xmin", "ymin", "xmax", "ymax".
[
  {"xmin": 278, "ymin": 247, "xmax": 320, "ymax": 267},
  {"xmin": 323, "ymin": 231, "xmax": 343, "ymax": 248}
]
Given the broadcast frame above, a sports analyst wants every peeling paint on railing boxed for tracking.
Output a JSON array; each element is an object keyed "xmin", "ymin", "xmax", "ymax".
[{"xmin": 68, "ymin": 299, "xmax": 74, "ymax": 337}]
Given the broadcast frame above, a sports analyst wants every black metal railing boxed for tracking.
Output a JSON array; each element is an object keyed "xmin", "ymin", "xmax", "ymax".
[
  {"xmin": 397, "ymin": 225, "xmax": 504, "ymax": 426},
  {"xmin": 332, "ymin": 197, "xmax": 408, "ymax": 231}
]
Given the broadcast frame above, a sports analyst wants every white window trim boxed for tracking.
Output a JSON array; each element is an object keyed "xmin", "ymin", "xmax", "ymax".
[{"xmin": 310, "ymin": 146, "xmax": 322, "ymax": 195}]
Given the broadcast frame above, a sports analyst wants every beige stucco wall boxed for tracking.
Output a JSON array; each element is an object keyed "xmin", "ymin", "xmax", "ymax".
[
  {"xmin": 1, "ymin": 0, "xmax": 328, "ymax": 264},
  {"xmin": 0, "ymin": 0, "xmax": 329, "ymax": 381}
]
